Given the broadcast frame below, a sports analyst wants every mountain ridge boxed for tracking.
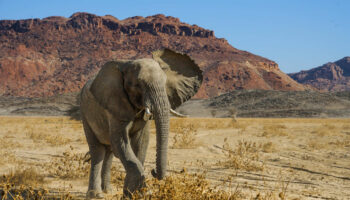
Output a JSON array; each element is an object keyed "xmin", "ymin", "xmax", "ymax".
[
  {"xmin": 0, "ymin": 12, "xmax": 306, "ymax": 98},
  {"xmin": 289, "ymin": 56, "xmax": 350, "ymax": 91}
]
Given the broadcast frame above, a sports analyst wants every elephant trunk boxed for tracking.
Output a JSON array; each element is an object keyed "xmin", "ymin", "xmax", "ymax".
[{"xmin": 146, "ymin": 84, "xmax": 170, "ymax": 180}]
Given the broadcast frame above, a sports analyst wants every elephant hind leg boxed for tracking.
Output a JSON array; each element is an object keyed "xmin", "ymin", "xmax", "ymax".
[
  {"xmin": 83, "ymin": 118, "xmax": 106, "ymax": 199},
  {"xmin": 101, "ymin": 147, "xmax": 113, "ymax": 194}
]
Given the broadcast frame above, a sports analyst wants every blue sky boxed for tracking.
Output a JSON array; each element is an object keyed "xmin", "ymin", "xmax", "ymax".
[{"xmin": 0, "ymin": 0, "xmax": 349, "ymax": 73}]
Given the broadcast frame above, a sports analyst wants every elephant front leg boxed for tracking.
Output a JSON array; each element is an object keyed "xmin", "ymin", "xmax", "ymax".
[
  {"xmin": 83, "ymin": 119, "xmax": 106, "ymax": 199},
  {"xmin": 110, "ymin": 121, "xmax": 145, "ymax": 198},
  {"xmin": 130, "ymin": 121, "xmax": 150, "ymax": 166}
]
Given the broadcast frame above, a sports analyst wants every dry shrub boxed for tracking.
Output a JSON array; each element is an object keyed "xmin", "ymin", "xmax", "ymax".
[
  {"xmin": 47, "ymin": 147, "xmax": 89, "ymax": 179},
  {"xmin": 0, "ymin": 185, "xmax": 50, "ymax": 200},
  {"xmin": 129, "ymin": 171, "xmax": 242, "ymax": 200},
  {"xmin": 0, "ymin": 184, "xmax": 73, "ymax": 200},
  {"xmin": 172, "ymin": 123, "xmax": 198, "ymax": 149},
  {"xmin": 218, "ymin": 139, "xmax": 264, "ymax": 171},
  {"xmin": 228, "ymin": 107, "xmax": 238, "ymax": 122},
  {"xmin": 260, "ymin": 124, "xmax": 287, "ymax": 137}
]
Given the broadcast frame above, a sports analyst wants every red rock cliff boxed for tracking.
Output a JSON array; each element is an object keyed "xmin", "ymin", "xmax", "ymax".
[{"xmin": 0, "ymin": 12, "xmax": 306, "ymax": 98}]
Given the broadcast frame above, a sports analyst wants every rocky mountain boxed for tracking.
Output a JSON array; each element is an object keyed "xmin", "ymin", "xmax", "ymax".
[
  {"xmin": 0, "ymin": 12, "xmax": 306, "ymax": 98},
  {"xmin": 289, "ymin": 57, "xmax": 350, "ymax": 91}
]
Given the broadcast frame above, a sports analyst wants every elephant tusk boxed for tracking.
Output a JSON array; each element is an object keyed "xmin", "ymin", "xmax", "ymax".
[
  {"xmin": 145, "ymin": 107, "xmax": 151, "ymax": 115},
  {"xmin": 170, "ymin": 109, "xmax": 188, "ymax": 118},
  {"xmin": 143, "ymin": 107, "xmax": 152, "ymax": 121}
]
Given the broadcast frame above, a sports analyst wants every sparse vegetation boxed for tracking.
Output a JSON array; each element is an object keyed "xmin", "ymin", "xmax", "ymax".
[{"xmin": 0, "ymin": 117, "xmax": 349, "ymax": 199}]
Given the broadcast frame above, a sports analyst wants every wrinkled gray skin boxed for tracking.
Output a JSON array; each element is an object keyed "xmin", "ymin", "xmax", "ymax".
[{"xmin": 79, "ymin": 49, "xmax": 202, "ymax": 198}]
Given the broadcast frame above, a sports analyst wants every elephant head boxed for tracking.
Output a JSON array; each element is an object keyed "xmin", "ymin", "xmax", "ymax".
[{"xmin": 89, "ymin": 49, "xmax": 202, "ymax": 180}]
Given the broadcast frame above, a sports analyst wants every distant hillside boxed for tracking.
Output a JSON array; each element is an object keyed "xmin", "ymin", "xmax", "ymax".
[
  {"xmin": 0, "ymin": 12, "xmax": 306, "ymax": 98},
  {"xmin": 289, "ymin": 57, "xmax": 350, "ymax": 91},
  {"xmin": 178, "ymin": 90, "xmax": 350, "ymax": 118},
  {"xmin": 1, "ymin": 90, "xmax": 349, "ymax": 118}
]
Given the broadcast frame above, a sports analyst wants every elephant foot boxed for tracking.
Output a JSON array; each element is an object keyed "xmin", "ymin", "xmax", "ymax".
[
  {"xmin": 102, "ymin": 186, "xmax": 113, "ymax": 194},
  {"xmin": 123, "ymin": 175, "xmax": 146, "ymax": 198},
  {"xmin": 86, "ymin": 190, "xmax": 104, "ymax": 199}
]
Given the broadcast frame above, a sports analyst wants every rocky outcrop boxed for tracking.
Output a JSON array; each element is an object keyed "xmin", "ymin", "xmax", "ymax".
[
  {"xmin": 289, "ymin": 57, "xmax": 350, "ymax": 91},
  {"xmin": 0, "ymin": 12, "xmax": 306, "ymax": 98}
]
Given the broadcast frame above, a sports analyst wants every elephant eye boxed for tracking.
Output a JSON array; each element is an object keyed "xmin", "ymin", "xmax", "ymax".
[{"xmin": 134, "ymin": 83, "xmax": 141, "ymax": 88}]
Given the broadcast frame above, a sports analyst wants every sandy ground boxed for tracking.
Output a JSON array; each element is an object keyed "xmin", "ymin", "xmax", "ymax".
[{"xmin": 0, "ymin": 117, "xmax": 349, "ymax": 199}]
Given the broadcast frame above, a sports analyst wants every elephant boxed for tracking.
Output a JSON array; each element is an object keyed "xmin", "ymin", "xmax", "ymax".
[{"xmin": 79, "ymin": 49, "xmax": 203, "ymax": 198}]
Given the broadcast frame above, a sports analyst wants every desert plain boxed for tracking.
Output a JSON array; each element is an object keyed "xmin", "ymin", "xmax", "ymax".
[{"xmin": 0, "ymin": 117, "xmax": 349, "ymax": 199}]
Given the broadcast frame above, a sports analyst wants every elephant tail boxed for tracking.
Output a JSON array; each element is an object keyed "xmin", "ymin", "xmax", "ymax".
[
  {"xmin": 66, "ymin": 91, "xmax": 81, "ymax": 121},
  {"xmin": 66, "ymin": 104, "xmax": 81, "ymax": 121}
]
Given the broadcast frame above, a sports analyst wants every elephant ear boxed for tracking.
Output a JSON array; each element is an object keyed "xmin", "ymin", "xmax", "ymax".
[
  {"xmin": 152, "ymin": 49, "xmax": 203, "ymax": 109},
  {"xmin": 90, "ymin": 61, "xmax": 135, "ymax": 120}
]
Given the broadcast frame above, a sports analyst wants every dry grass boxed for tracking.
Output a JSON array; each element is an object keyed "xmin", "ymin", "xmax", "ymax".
[
  {"xmin": 0, "ymin": 117, "xmax": 350, "ymax": 199},
  {"xmin": 260, "ymin": 124, "xmax": 287, "ymax": 137},
  {"xmin": 217, "ymin": 139, "xmax": 264, "ymax": 171},
  {"xmin": 0, "ymin": 167, "xmax": 60, "ymax": 200},
  {"xmin": 26, "ymin": 128, "xmax": 72, "ymax": 146},
  {"xmin": 311, "ymin": 123, "xmax": 340, "ymax": 137}
]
